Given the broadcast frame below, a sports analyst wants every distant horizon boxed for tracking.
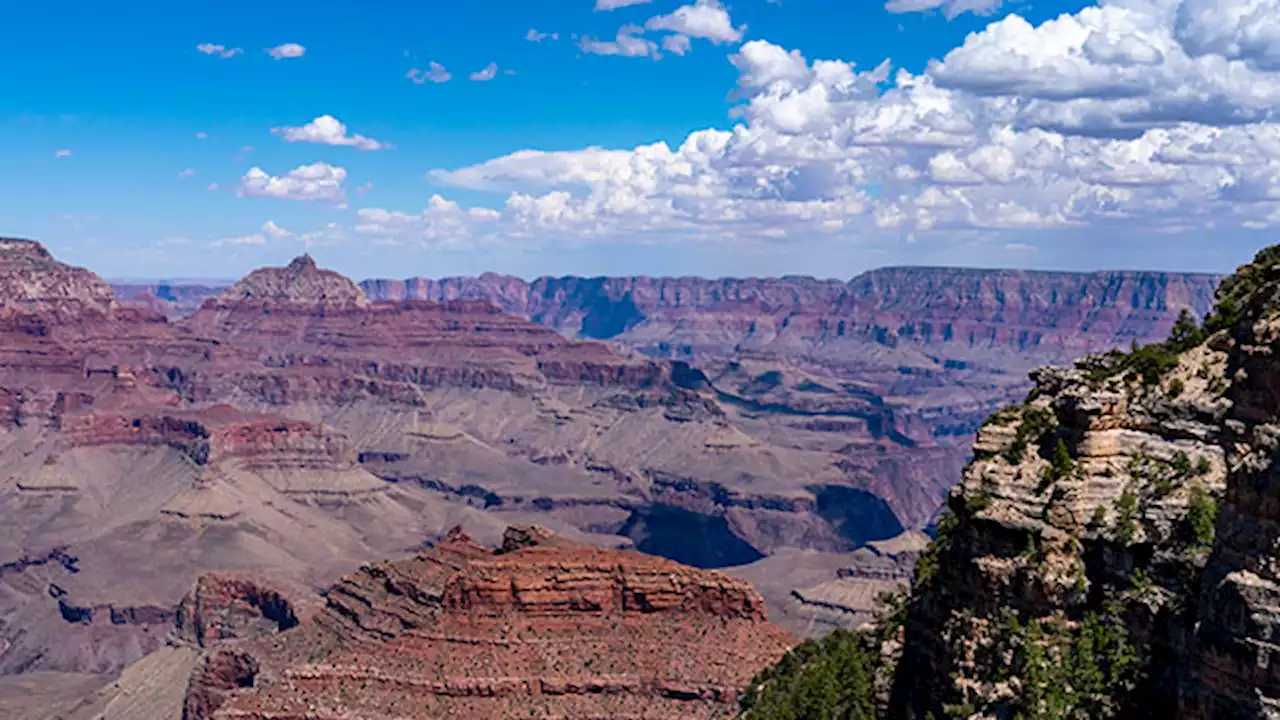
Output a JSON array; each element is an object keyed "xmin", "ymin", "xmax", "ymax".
[{"xmin": 102, "ymin": 263, "xmax": 1229, "ymax": 287}]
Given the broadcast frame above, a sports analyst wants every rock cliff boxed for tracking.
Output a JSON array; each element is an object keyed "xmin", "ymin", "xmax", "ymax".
[
  {"xmin": 128, "ymin": 526, "xmax": 795, "ymax": 720},
  {"xmin": 113, "ymin": 267, "xmax": 1217, "ymax": 532},
  {"xmin": 364, "ymin": 268, "xmax": 1219, "ymax": 531},
  {"xmin": 745, "ymin": 245, "xmax": 1280, "ymax": 719}
]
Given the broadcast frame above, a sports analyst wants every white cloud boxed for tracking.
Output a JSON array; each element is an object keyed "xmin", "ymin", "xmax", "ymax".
[
  {"xmin": 663, "ymin": 34, "xmax": 692, "ymax": 55},
  {"xmin": 238, "ymin": 162, "xmax": 347, "ymax": 203},
  {"xmin": 470, "ymin": 62, "xmax": 499, "ymax": 81},
  {"xmin": 526, "ymin": 29, "xmax": 559, "ymax": 42},
  {"xmin": 195, "ymin": 131, "xmax": 209, "ymax": 140},
  {"xmin": 406, "ymin": 62, "xmax": 451, "ymax": 84},
  {"xmin": 262, "ymin": 220, "xmax": 292, "ymax": 237},
  {"xmin": 884, "ymin": 0, "xmax": 1007, "ymax": 19},
  {"xmin": 272, "ymin": 115, "xmax": 389, "ymax": 151},
  {"xmin": 596, "ymin": 0, "xmax": 653, "ymax": 9},
  {"xmin": 212, "ymin": 233, "xmax": 267, "ymax": 247},
  {"xmin": 266, "ymin": 43, "xmax": 306, "ymax": 60},
  {"xmin": 196, "ymin": 43, "xmax": 241, "ymax": 59},
  {"xmin": 645, "ymin": 0, "xmax": 745, "ymax": 45},
  {"xmin": 334, "ymin": 1, "xmax": 1280, "ymax": 251},
  {"xmin": 579, "ymin": 24, "xmax": 660, "ymax": 58},
  {"xmin": 178, "ymin": 168, "xmax": 195, "ymax": 178},
  {"xmin": 54, "ymin": 149, "xmax": 71, "ymax": 158}
]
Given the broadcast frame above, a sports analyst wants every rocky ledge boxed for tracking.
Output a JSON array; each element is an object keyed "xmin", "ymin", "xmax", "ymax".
[{"xmin": 164, "ymin": 525, "xmax": 797, "ymax": 720}]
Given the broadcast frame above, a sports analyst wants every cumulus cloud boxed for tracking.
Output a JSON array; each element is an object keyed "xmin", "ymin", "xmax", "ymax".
[
  {"xmin": 406, "ymin": 62, "xmax": 451, "ymax": 84},
  {"xmin": 178, "ymin": 168, "xmax": 195, "ymax": 178},
  {"xmin": 54, "ymin": 149, "xmax": 71, "ymax": 158},
  {"xmin": 470, "ymin": 62, "xmax": 499, "ymax": 81},
  {"xmin": 345, "ymin": 0, "xmax": 1280, "ymax": 251},
  {"xmin": 884, "ymin": 0, "xmax": 1007, "ymax": 19},
  {"xmin": 266, "ymin": 43, "xmax": 306, "ymax": 60},
  {"xmin": 196, "ymin": 43, "xmax": 241, "ymax": 59},
  {"xmin": 195, "ymin": 131, "xmax": 209, "ymax": 140},
  {"xmin": 526, "ymin": 29, "xmax": 559, "ymax": 42},
  {"xmin": 645, "ymin": 0, "xmax": 745, "ymax": 44},
  {"xmin": 663, "ymin": 34, "xmax": 693, "ymax": 56},
  {"xmin": 579, "ymin": 24, "xmax": 660, "ymax": 58},
  {"xmin": 272, "ymin": 115, "xmax": 389, "ymax": 151},
  {"xmin": 238, "ymin": 162, "xmax": 347, "ymax": 203},
  {"xmin": 596, "ymin": 0, "xmax": 653, "ymax": 9},
  {"xmin": 262, "ymin": 220, "xmax": 292, "ymax": 237}
]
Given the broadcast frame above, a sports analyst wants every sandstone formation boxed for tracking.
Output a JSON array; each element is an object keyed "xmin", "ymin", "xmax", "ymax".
[{"xmin": 67, "ymin": 526, "xmax": 795, "ymax": 720}]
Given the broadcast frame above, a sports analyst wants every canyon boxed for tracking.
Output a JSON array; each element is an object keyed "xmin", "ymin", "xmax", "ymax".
[{"xmin": 0, "ymin": 236, "xmax": 1219, "ymax": 718}]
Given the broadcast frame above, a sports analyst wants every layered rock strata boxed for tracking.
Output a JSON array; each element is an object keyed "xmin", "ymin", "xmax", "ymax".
[
  {"xmin": 890, "ymin": 338, "xmax": 1230, "ymax": 718},
  {"xmin": 163, "ymin": 526, "xmax": 796, "ymax": 720}
]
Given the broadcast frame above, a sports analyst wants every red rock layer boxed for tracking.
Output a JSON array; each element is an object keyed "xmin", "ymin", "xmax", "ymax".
[{"xmin": 205, "ymin": 526, "xmax": 796, "ymax": 720}]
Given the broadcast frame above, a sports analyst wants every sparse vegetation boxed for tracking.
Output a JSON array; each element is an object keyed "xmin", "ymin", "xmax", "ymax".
[
  {"xmin": 1089, "ymin": 505, "xmax": 1108, "ymax": 529},
  {"xmin": 1114, "ymin": 490, "xmax": 1139, "ymax": 544},
  {"xmin": 1187, "ymin": 485, "xmax": 1219, "ymax": 548},
  {"xmin": 1194, "ymin": 456, "xmax": 1212, "ymax": 476},
  {"xmin": 1049, "ymin": 438, "xmax": 1074, "ymax": 480},
  {"xmin": 1086, "ymin": 309, "xmax": 1205, "ymax": 386},
  {"xmin": 967, "ymin": 489, "xmax": 993, "ymax": 513},
  {"xmin": 1203, "ymin": 244, "xmax": 1280, "ymax": 334},
  {"xmin": 1005, "ymin": 406, "xmax": 1055, "ymax": 464},
  {"xmin": 914, "ymin": 509, "xmax": 958, "ymax": 589}
]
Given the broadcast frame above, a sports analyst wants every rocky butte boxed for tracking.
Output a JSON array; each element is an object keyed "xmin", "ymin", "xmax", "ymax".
[
  {"xmin": 54, "ymin": 525, "xmax": 795, "ymax": 720},
  {"xmin": 738, "ymin": 244, "xmax": 1280, "ymax": 718}
]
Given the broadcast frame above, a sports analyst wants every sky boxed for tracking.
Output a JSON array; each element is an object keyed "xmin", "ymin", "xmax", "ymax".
[{"xmin": 3, "ymin": 0, "xmax": 1280, "ymax": 281}]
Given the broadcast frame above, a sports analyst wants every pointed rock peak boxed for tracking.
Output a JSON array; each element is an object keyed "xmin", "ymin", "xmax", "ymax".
[
  {"xmin": 216, "ymin": 255, "xmax": 369, "ymax": 309},
  {"xmin": 286, "ymin": 254, "xmax": 317, "ymax": 273}
]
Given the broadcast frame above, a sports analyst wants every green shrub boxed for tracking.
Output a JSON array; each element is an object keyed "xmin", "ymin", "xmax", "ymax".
[
  {"xmin": 1187, "ymin": 486, "xmax": 1219, "ymax": 548},
  {"xmin": 1050, "ymin": 438, "xmax": 1074, "ymax": 480},
  {"xmin": 1115, "ymin": 490, "xmax": 1139, "ymax": 544},
  {"xmin": 739, "ymin": 628, "xmax": 879, "ymax": 720},
  {"xmin": 914, "ymin": 510, "xmax": 958, "ymax": 589},
  {"xmin": 1204, "ymin": 244, "xmax": 1280, "ymax": 334}
]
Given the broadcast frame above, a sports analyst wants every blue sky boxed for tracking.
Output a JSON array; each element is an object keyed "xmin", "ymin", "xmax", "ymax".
[{"xmin": 3, "ymin": 0, "xmax": 1278, "ymax": 281}]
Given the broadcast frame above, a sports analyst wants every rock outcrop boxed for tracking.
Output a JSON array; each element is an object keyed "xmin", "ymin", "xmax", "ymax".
[
  {"xmin": 158, "ymin": 526, "xmax": 796, "ymax": 720},
  {"xmin": 0, "ymin": 237, "xmax": 117, "ymax": 317},
  {"xmin": 891, "ymin": 344, "xmax": 1229, "ymax": 718},
  {"xmin": 746, "ymin": 246, "xmax": 1280, "ymax": 719}
]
